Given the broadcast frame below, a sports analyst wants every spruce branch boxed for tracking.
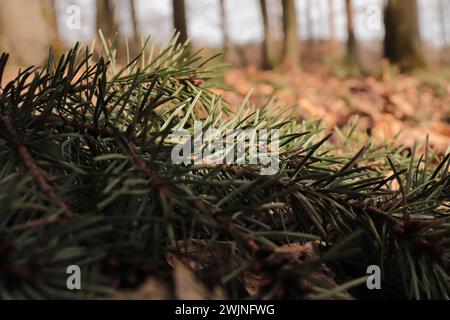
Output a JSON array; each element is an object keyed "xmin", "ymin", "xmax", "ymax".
[
  {"xmin": 0, "ymin": 115, "xmax": 73, "ymax": 219},
  {"xmin": 0, "ymin": 38, "xmax": 448, "ymax": 300}
]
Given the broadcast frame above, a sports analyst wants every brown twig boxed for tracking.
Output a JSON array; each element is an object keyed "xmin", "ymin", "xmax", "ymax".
[
  {"xmin": 364, "ymin": 206, "xmax": 446, "ymax": 258},
  {"xmin": 124, "ymin": 139, "xmax": 167, "ymax": 193},
  {"xmin": 121, "ymin": 130, "xmax": 263, "ymax": 254},
  {"xmin": 44, "ymin": 113, "xmax": 167, "ymax": 196},
  {"xmin": 1, "ymin": 115, "xmax": 73, "ymax": 220}
]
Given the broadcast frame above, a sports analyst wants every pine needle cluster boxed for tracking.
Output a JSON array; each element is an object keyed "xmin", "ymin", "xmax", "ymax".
[{"xmin": 0, "ymin": 38, "xmax": 448, "ymax": 299}]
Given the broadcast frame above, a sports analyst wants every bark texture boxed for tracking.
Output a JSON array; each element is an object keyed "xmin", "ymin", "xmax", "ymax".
[
  {"xmin": 282, "ymin": 0, "xmax": 300, "ymax": 69},
  {"xmin": 172, "ymin": 0, "xmax": 189, "ymax": 45},
  {"xmin": 384, "ymin": 0, "xmax": 426, "ymax": 70},
  {"xmin": 259, "ymin": 0, "xmax": 275, "ymax": 69}
]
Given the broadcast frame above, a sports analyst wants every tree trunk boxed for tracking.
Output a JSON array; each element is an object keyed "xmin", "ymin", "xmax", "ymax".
[
  {"xmin": 219, "ymin": 0, "xmax": 230, "ymax": 59},
  {"xmin": 305, "ymin": 0, "xmax": 313, "ymax": 40},
  {"xmin": 172, "ymin": 0, "xmax": 189, "ymax": 45},
  {"xmin": 438, "ymin": 0, "xmax": 449, "ymax": 64},
  {"xmin": 345, "ymin": 0, "xmax": 358, "ymax": 64},
  {"xmin": 282, "ymin": 0, "xmax": 299, "ymax": 69},
  {"xmin": 0, "ymin": 0, "xmax": 58, "ymax": 65},
  {"xmin": 259, "ymin": 0, "xmax": 275, "ymax": 69},
  {"xmin": 129, "ymin": 0, "xmax": 140, "ymax": 49},
  {"xmin": 0, "ymin": 11, "xmax": 2, "ymax": 54},
  {"xmin": 328, "ymin": 0, "xmax": 337, "ymax": 51},
  {"xmin": 384, "ymin": 0, "xmax": 426, "ymax": 71},
  {"xmin": 96, "ymin": 0, "xmax": 119, "ymax": 41}
]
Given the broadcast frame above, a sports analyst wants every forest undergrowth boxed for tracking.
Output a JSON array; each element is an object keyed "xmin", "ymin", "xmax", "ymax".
[{"xmin": 0, "ymin": 38, "xmax": 448, "ymax": 300}]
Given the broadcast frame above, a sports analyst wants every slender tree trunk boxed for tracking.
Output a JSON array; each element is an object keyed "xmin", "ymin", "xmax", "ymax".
[
  {"xmin": 305, "ymin": 0, "xmax": 313, "ymax": 40},
  {"xmin": 172, "ymin": 0, "xmax": 189, "ymax": 45},
  {"xmin": 0, "ymin": 11, "xmax": 3, "ymax": 53},
  {"xmin": 259, "ymin": 0, "xmax": 275, "ymax": 69},
  {"xmin": 96, "ymin": 0, "xmax": 119, "ymax": 41},
  {"xmin": 345, "ymin": 0, "xmax": 358, "ymax": 64},
  {"xmin": 129, "ymin": 0, "xmax": 140, "ymax": 48},
  {"xmin": 219, "ymin": 0, "xmax": 230, "ymax": 59},
  {"xmin": 384, "ymin": 0, "xmax": 426, "ymax": 71},
  {"xmin": 438, "ymin": 0, "xmax": 449, "ymax": 64},
  {"xmin": 282, "ymin": 0, "xmax": 300, "ymax": 69},
  {"xmin": 328, "ymin": 0, "xmax": 336, "ymax": 51}
]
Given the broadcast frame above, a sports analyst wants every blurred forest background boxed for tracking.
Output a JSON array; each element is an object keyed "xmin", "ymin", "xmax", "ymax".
[{"xmin": 0, "ymin": 0, "xmax": 449, "ymax": 151}]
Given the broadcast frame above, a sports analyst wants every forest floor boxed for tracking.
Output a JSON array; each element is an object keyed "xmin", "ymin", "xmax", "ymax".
[
  {"xmin": 215, "ymin": 65, "xmax": 450, "ymax": 154},
  {"xmin": 3, "ymin": 62, "xmax": 449, "ymax": 153},
  {"xmin": 1, "ymin": 53, "xmax": 449, "ymax": 300}
]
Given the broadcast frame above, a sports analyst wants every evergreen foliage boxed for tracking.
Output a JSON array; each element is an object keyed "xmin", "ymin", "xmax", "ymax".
[{"xmin": 0, "ymin": 38, "xmax": 448, "ymax": 299}]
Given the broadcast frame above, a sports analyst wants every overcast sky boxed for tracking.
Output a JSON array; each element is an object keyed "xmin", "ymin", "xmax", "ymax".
[{"xmin": 56, "ymin": 0, "xmax": 450, "ymax": 48}]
